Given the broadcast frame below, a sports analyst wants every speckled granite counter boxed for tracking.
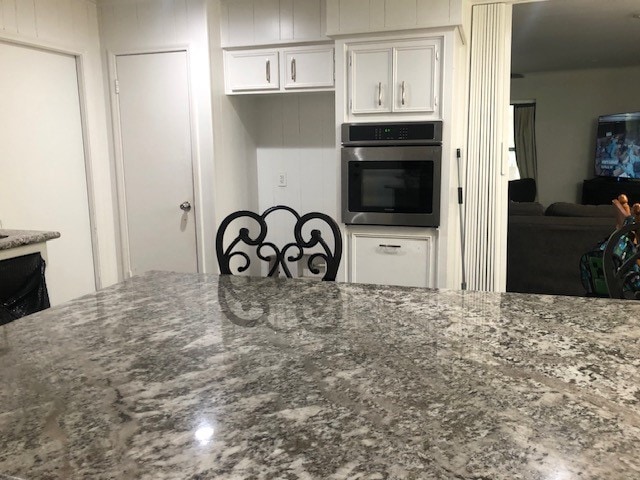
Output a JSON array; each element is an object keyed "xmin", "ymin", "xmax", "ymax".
[
  {"xmin": 0, "ymin": 229, "xmax": 60, "ymax": 251},
  {"xmin": 1, "ymin": 271, "xmax": 640, "ymax": 479}
]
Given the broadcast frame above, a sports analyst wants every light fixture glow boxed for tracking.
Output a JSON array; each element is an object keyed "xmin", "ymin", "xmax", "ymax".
[{"xmin": 194, "ymin": 425, "xmax": 215, "ymax": 445}]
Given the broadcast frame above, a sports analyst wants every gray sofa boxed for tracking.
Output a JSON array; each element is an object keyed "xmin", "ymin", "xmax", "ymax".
[{"xmin": 507, "ymin": 202, "xmax": 615, "ymax": 296}]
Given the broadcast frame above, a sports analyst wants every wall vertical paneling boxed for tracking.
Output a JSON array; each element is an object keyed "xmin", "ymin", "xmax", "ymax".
[
  {"xmin": 464, "ymin": 2, "xmax": 511, "ymax": 292},
  {"xmin": 70, "ymin": 0, "xmax": 90, "ymax": 41},
  {"xmin": 15, "ymin": 0, "xmax": 36, "ymax": 37},
  {"xmin": 1, "ymin": 0, "xmax": 18, "ymax": 33},
  {"xmin": 256, "ymin": 92, "xmax": 336, "ymax": 218}
]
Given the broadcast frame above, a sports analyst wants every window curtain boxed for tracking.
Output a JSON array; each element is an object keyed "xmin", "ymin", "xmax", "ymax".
[{"xmin": 514, "ymin": 103, "xmax": 538, "ymax": 181}]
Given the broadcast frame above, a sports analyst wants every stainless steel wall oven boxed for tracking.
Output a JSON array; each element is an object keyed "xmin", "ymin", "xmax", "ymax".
[{"xmin": 341, "ymin": 121, "xmax": 442, "ymax": 227}]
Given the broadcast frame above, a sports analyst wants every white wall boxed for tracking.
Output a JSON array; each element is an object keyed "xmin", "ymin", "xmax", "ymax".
[
  {"xmin": 0, "ymin": 0, "xmax": 119, "ymax": 290},
  {"xmin": 98, "ymin": 0, "xmax": 217, "ymax": 273},
  {"xmin": 208, "ymin": 0, "xmax": 259, "ymax": 218},
  {"xmin": 511, "ymin": 65, "xmax": 640, "ymax": 206},
  {"xmin": 255, "ymin": 92, "xmax": 336, "ymax": 217}
]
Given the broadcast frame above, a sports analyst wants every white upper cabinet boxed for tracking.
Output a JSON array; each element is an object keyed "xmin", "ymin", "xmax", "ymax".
[
  {"xmin": 283, "ymin": 46, "xmax": 334, "ymax": 90},
  {"xmin": 348, "ymin": 38, "xmax": 441, "ymax": 117},
  {"xmin": 225, "ymin": 50, "xmax": 280, "ymax": 93},
  {"xmin": 225, "ymin": 46, "xmax": 334, "ymax": 95},
  {"xmin": 326, "ymin": 0, "xmax": 462, "ymax": 36},
  {"xmin": 221, "ymin": 0, "xmax": 328, "ymax": 47}
]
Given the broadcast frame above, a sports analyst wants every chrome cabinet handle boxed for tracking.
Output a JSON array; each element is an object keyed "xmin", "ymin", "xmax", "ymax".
[
  {"xmin": 378, "ymin": 81, "xmax": 382, "ymax": 106},
  {"xmin": 291, "ymin": 58, "xmax": 296, "ymax": 82},
  {"xmin": 401, "ymin": 80, "xmax": 406, "ymax": 106},
  {"xmin": 180, "ymin": 201, "xmax": 191, "ymax": 212},
  {"xmin": 266, "ymin": 59, "xmax": 271, "ymax": 83}
]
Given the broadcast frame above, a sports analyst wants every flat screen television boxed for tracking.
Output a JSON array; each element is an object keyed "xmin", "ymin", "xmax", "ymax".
[{"xmin": 595, "ymin": 112, "xmax": 640, "ymax": 179}]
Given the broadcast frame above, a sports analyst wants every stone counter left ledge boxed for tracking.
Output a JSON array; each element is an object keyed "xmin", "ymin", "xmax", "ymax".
[{"xmin": 0, "ymin": 229, "xmax": 60, "ymax": 251}]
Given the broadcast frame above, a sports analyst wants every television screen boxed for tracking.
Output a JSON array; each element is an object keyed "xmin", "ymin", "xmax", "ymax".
[{"xmin": 595, "ymin": 112, "xmax": 640, "ymax": 179}]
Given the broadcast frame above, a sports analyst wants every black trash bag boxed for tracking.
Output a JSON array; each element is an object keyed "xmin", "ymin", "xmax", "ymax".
[{"xmin": 0, "ymin": 253, "xmax": 50, "ymax": 326}]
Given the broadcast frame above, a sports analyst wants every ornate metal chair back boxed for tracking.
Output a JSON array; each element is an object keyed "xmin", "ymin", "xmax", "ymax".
[{"xmin": 215, "ymin": 205, "xmax": 342, "ymax": 281}]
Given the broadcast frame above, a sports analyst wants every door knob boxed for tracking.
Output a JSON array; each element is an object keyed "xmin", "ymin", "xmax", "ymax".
[{"xmin": 179, "ymin": 201, "xmax": 191, "ymax": 212}]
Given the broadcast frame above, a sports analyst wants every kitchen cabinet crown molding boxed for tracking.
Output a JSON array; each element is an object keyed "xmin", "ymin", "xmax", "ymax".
[{"xmin": 222, "ymin": 39, "xmax": 334, "ymax": 52}]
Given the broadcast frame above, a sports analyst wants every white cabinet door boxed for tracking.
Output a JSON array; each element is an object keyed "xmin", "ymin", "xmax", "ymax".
[
  {"xmin": 393, "ymin": 42, "xmax": 438, "ymax": 113},
  {"xmin": 283, "ymin": 46, "xmax": 334, "ymax": 89},
  {"xmin": 225, "ymin": 49, "xmax": 279, "ymax": 93},
  {"xmin": 348, "ymin": 38, "xmax": 441, "ymax": 117},
  {"xmin": 350, "ymin": 47, "xmax": 392, "ymax": 113},
  {"xmin": 350, "ymin": 233, "xmax": 433, "ymax": 288}
]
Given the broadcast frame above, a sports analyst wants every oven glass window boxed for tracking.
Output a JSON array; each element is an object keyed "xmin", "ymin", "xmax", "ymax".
[{"xmin": 349, "ymin": 161, "xmax": 434, "ymax": 213}]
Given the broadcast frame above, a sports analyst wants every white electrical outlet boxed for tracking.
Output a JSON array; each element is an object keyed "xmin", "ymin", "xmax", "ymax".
[{"xmin": 278, "ymin": 173, "xmax": 287, "ymax": 187}]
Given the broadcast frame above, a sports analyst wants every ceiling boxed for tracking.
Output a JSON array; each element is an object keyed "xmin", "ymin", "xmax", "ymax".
[{"xmin": 511, "ymin": 0, "xmax": 640, "ymax": 74}]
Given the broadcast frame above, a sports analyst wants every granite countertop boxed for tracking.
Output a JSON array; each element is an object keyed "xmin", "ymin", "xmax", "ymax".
[
  {"xmin": 1, "ymin": 271, "xmax": 640, "ymax": 479},
  {"xmin": 0, "ymin": 229, "xmax": 60, "ymax": 251}
]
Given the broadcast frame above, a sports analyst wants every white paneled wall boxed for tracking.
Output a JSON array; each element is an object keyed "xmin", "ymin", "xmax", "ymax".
[
  {"xmin": 219, "ymin": 0, "xmax": 327, "ymax": 47},
  {"xmin": 255, "ymin": 92, "xmax": 336, "ymax": 276},
  {"xmin": 0, "ymin": 0, "xmax": 92, "ymax": 46},
  {"xmin": 325, "ymin": 0, "xmax": 463, "ymax": 36},
  {"xmin": 98, "ymin": 0, "xmax": 217, "ymax": 273},
  {"xmin": 0, "ymin": 0, "xmax": 118, "ymax": 290},
  {"xmin": 256, "ymin": 92, "xmax": 336, "ymax": 218},
  {"xmin": 98, "ymin": 0, "xmax": 202, "ymax": 51}
]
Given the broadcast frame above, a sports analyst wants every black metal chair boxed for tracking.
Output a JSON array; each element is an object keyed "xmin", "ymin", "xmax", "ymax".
[
  {"xmin": 603, "ymin": 222, "xmax": 640, "ymax": 299},
  {"xmin": 215, "ymin": 205, "xmax": 342, "ymax": 281}
]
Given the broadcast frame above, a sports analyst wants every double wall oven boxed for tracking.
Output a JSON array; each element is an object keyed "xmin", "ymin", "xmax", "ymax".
[{"xmin": 341, "ymin": 121, "xmax": 442, "ymax": 227}]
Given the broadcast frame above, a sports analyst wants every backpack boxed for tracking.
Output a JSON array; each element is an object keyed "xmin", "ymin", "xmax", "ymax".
[{"xmin": 580, "ymin": 220, "xmax": 640, "ymax": 296}]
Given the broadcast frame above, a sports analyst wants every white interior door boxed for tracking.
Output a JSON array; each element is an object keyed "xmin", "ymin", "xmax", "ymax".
[
  {"xmin": 115, "ymin": 51, "xmax": 198, "ymax": 276},
  {"xmin": 0, "ymin": 42, "xmax": 96, "ymax": 305}
]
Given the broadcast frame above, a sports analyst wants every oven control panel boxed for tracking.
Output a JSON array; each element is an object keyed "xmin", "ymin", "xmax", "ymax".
[{"xmin": 341, "ymin": 121, "xmax": 442, "ymax": 145}]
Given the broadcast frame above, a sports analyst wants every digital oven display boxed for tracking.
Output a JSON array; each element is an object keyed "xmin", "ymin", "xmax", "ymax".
[{"xmin": 348, "ymin": 123, "xmax": 436, "ymax": 142}]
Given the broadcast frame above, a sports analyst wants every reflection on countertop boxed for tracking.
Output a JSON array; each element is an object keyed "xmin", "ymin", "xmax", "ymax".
[{"xmin": 1, "ymin": 271, "xmax": 640, "ymax": 479}]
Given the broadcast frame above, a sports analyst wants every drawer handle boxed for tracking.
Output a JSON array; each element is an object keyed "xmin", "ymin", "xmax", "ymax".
[{"xmin": 379, "ymin": 244, "xmax": 401, "ymax": 248}]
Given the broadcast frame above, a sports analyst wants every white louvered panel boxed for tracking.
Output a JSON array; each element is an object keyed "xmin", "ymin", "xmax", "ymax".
[{"xmin": 464, "ymin": 3, "xmax": 511, "ymax": 292}]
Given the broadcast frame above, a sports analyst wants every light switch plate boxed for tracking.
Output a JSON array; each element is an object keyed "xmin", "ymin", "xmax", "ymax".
[{"xmin": 278, "ymin": 173, "xmax": 287, "ymax": 187}]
